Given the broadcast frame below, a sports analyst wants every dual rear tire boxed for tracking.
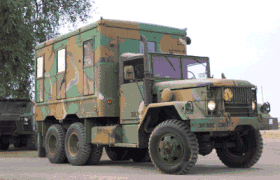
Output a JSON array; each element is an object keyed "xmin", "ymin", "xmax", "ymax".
[{"xmin": 44, "ymin": 123, "xmax": 102, "ymax": 165}]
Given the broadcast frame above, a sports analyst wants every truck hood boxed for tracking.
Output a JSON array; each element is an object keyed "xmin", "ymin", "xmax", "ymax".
[{"xmin": 153, "ymin": 78, "xmax": 255, "ymax": 92}]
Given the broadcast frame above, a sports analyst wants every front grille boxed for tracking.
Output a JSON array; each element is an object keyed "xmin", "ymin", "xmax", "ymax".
[
  {"xmin": 208, "ymin": 87, "xmax": 256, "ymax": 117},
  {"xmin": 224, "ymin": 87, "xmax": 253, "ymax": 117},
  {"xmin": 0, "ymin": 121, "xmax": 17, "ymax": 133},
  {"xmin": 230, "ymin": 87, "xmax": 251, "ymax": 104}
]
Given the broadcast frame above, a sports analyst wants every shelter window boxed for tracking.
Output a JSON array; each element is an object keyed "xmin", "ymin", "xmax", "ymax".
[
  {"xmin": 36, "ymin": 56, "xmax": 43, "ymax": 78},
  {"xmin": 83, "ymin": 39, "xmax": 95, "ymax": 67},
  {"xmin": 57, "ymin": 49, "xmax": 66, "ymax": 73},
  {"xmin": 139, "ymin": 41, "xmax": 156, "ymax": 53}
]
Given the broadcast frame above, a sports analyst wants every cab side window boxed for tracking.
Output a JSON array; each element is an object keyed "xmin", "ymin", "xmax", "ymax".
[{"xmin": 123, "ymin": 58, "xmax": 144, "ymax": 84}]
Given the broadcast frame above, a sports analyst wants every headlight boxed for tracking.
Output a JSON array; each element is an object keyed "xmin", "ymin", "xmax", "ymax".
[
  {"xmin": 208, "ymin": 101, "xmax": 216, "ymax": 111},
  {"xmin": 252, "ymin": 101, "xmax": 256, "ymax": 110},
  {"xmin": 23, "ymin": 117, "xmax": 29, "ymax": 125}
]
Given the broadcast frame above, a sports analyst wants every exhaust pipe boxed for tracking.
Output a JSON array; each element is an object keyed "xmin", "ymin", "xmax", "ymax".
[{"xmin": 140, "ymin": 35, "xmax": 152, "ymax": 106}]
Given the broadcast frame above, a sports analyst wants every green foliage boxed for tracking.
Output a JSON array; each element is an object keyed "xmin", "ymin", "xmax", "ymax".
[{"xmin": 0, "ymin": 0, "xmax": 94, "ymax": 100}]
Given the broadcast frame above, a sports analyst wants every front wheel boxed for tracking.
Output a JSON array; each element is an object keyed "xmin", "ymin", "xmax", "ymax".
[
  {"xmin": 216, "ymin": 128, "xmax": 263, "ymax": 168},
  {"xmin": 0, "ymin": 136, "xmax": 10, "ymax": 150},
  {"xmin": 149, "ymin": 120, "xmax": 199, "ymax": 175},
  {"xmin": 65, "ymin": 123, "xmax": 91, "ymax": 166}
]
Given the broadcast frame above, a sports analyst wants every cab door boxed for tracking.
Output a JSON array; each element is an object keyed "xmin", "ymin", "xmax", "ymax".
[{"xmin": 120, "ymin": 61, "xmax": 144, "ymax": 124}]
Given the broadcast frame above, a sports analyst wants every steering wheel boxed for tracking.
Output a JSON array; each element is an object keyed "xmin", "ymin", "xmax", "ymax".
[{"xmin": 188, "ymin": 71, "xmax": 196, "ymax": 79}]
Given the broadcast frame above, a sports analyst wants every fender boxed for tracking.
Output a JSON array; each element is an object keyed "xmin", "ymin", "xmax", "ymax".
[{"xmin": 138, "ymin": 101, "xmax": 194, "ymax": 133}]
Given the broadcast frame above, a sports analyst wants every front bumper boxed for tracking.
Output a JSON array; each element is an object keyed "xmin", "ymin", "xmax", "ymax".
[{"xmin": 190, "ymin": 116, "xmax": 278, "ymax": 132}]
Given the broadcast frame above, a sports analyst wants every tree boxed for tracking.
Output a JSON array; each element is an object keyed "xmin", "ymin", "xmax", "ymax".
[{"xmin": 0, "ymin": 0, "xmax": 94, "ymax": 100}]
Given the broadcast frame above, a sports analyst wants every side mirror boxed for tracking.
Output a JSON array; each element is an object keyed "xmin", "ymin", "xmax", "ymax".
[
  {"xmin": 124, "ymin": 65, "xmax": 135, "ymax": 80},
  {"xmin": 221, "ymin": 73, "xmax": 226, "ymax": 79},
  {"xmin": 261, "ymin": 102, "xmax": 271, "ymax": 114}
]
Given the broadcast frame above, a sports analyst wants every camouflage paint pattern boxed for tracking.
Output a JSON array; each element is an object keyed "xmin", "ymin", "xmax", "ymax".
[
  {"xmin": 35, "ymin": 18, "xmax": 278, "ymax": 148},
  {"xmin": 34, "ymin": 19, "xmax": 186, "ymax": 122},
  {"xmin": 91, "ymin": 124, "xmax": 138, "ymax": 144}
]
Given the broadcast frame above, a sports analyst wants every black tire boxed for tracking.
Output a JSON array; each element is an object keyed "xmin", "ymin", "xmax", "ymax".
[
  {"xmin": 87, "ymin": 145, "xmax": 103, "ymax": 165},
  {"xmin": 65, "ymin": 123, "xmax": 91, "ymax": 166},
  {"xmin": 14, "ymin": 137, "xmax": 22, "ymax": 148},
  {"xmin": 216, "ymin": 128, "xmax": 263, "ymax": 168},
  {"xmin": 27, "ymin": 134, "xmax": 37, "ymax": 150},
  {"xmin": 105, "ymin": 147, "xmax": 131, "ymax": 161},
  {"xmin": 45, "ymin": 124, "xmax": 66, "ymax": 163},
  {"xmin": 38, "ymin": 133, "xmax": 46, "ymax": 157},
  {"xmin": 129, "ymin": 148, "xmax": 151, "ymax": 162},
  {"xmin": 0, "ymin": 136, "xmax": 10, "ymax": 150},
  {"xmin": 20, "ymin": 136, "xmax": 28, "ymax": 147},
  {"xmin": 149, "ymin": 119, "xmax": 199, "ymax": 175}
]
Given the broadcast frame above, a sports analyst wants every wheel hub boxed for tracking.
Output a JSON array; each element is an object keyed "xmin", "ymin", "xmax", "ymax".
[
  {"xmin": 48, "ymin": 134, "xmax": 57, "ymax": 156},
  {"xmin": 68, "ymin": 132, "xmax": 79, "ymax": 157},
  {"xmin": 158, "ymin": 133, "xmax": 184, "ymax": 165}
]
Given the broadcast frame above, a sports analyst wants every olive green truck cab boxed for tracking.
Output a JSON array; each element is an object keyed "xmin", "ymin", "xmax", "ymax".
[
  {"xmin": 34, "ymin": 19, "xmax": 278, "ymax": 174},
  {"xmin": 0, "ymin": 99, "xmax": 36, "ymax": 150}
]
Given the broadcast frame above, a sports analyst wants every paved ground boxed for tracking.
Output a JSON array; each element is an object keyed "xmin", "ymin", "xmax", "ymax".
[{"xmin": 0, "ymin": 137, "xmax": 279, "ymax": 180}]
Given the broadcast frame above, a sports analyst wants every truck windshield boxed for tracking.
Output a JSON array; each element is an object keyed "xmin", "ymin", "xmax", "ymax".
[
  {"xmin": 152, "ymin": 55, "xmax": 181, "ymax": 78},
  {"xmin": 182, "ymin": 57, "xmax": 207, "ymax": 79},
  {"xmin": 152, "ymin": 54, "xmax": 208, "ymax": 79}
]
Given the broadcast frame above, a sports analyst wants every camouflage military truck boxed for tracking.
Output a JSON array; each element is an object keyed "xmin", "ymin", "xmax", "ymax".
[
  {"xmin": 0, "ymin": 99, "xmax": 36, "ymax": 150},
  {"xmin": 34, "ymin": 18, "xmax": 278, "ymax": 174}
]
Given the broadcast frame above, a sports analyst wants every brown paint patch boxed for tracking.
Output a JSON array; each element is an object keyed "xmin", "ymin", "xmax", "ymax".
[
  {"xmin": 120, "ymin": 91, "xmax": 126, "ymax": 119},
  {"xmin": 38, "ymin": 79, "xmax": 44, "ymax": 102},
  {"xmin": 45, "ymin": 37, "xmax": 56, "ymax": 47},
  {"xmin": 49, "ymin": 103, "xmax": 57, "ymax": 117},
  {"xmin": 35, "ymin": 106, "xmax": 43, "ymax": 121},
  {"xmin": 50, "ymin": 79, "xmax": 57, "ymax": 100},
  {"xmin": 160, "ymin": 34, "xmax": 176, "ymax": 53},
  {"xmin": 172, "ymin": 89, "xmax": 193, "ymax": 101},
  {"xmin": 83, "ymin": 71, "xmax": 94, "ymax": 95},
  {"xmin": 53, "ymin": 102, "xmax": 66, "ymax": 120}
]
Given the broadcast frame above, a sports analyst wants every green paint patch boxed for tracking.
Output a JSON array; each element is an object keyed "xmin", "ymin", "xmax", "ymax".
[
  {"xmin": 40, "ymin": 106, "xmax": 50, "ymax": 116},
  {"xmin": 66, "ymin": 102, "xmax": 79, "ymax": 114},
  {"xmin": 139, "ymin": 23, "xmax": 185, "ymax": 35},
  {"xmin": 66, "ymin": 85, "xmax": 80, "ymax": 98},
  {"xmin": 119, "ymin": 38, "xmax": 139, "ymax": 54},
  {"xmin": 84, "ymin": 66, "xmax": 95, "ymax": 80},
  {"xmin": 44, "ymin": 78, "xmax": 51, "ymax": 101}
]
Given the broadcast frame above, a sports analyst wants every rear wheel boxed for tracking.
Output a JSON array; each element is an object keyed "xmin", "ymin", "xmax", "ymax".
[
  {"xmin": 37, "ymin": 133, "xmax": 46, "ymax": 157},
  {"xmin": 105, "ymin": 147, "xmax": 131, "ymax": 161},
  {"xmin": 149, "ymin": 119, "xmax": 199, "ymax": 174},
  {"xmin": 65, "ymin": 123, "xmax": 91, "ymax": 166},
  {"xmin": 45, "ymin": 124, "xmax": 66, "ymax": 163},
  {"xmin": 216, "ymin": 128, "xmax": 263, "ymax": 168},
  {"xmin": 87, "ymin": 145, "xmax": 103, "ymax": 165}
]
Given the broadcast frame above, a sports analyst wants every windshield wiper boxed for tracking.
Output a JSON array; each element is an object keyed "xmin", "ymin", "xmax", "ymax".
[
  {"xmin": 190, "ymin": 58, "xmax": 206, "ymax": 67},
  {"xmin": 165, "ymin": 57, "xmax": 176, "ymax": 71}
]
